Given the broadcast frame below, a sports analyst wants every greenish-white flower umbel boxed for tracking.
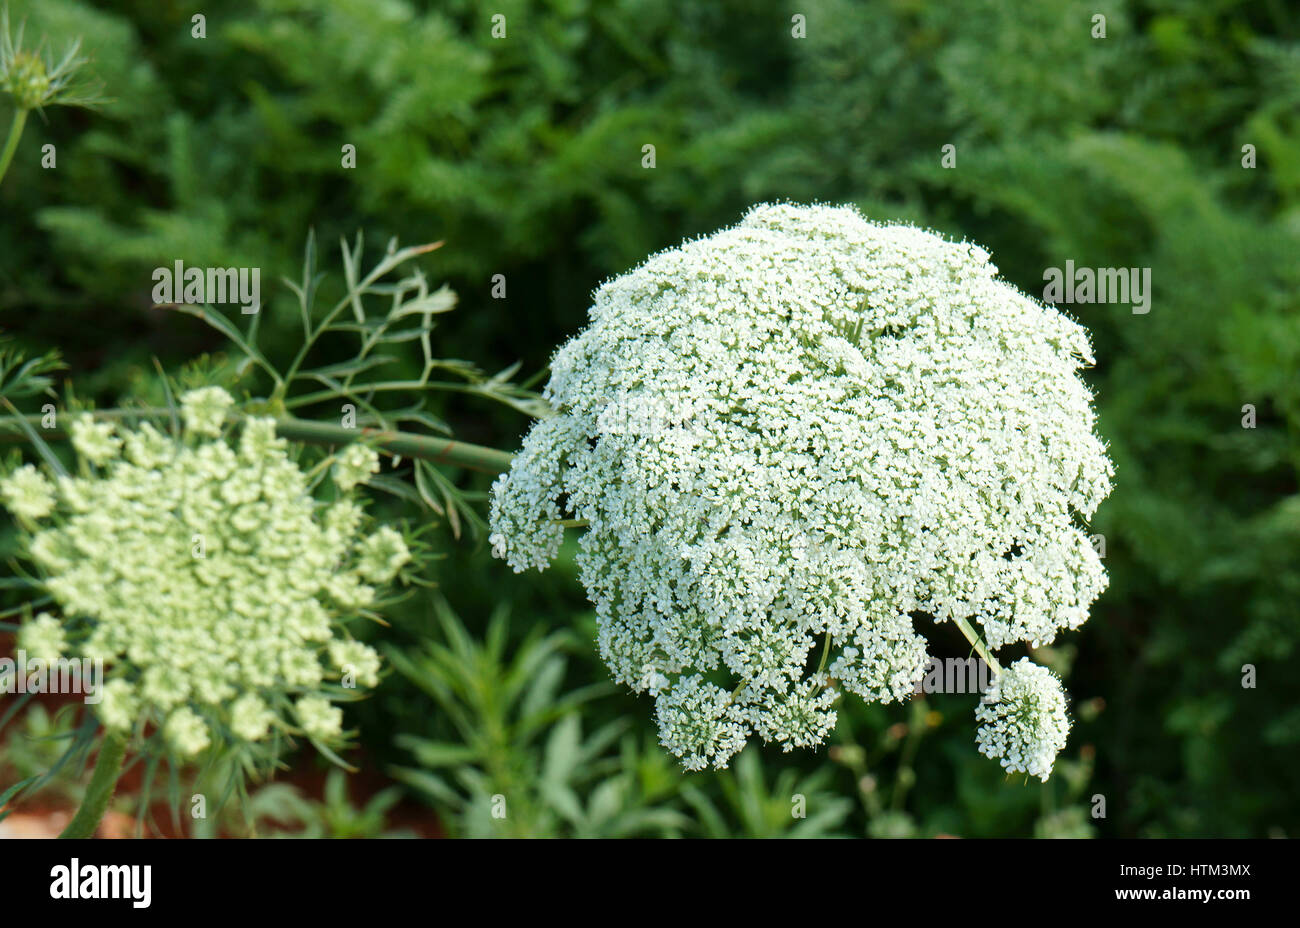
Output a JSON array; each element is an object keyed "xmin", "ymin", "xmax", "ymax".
[
  {"xmin": 179, "ymin": 385, "xmax": 235, "ymax": 437},
  {"xmin": 334, "ymin": 443, "xmax": 380, "ymax": 492},
  {"xmin": 489, "ymin": 203, "xmax": 1112, "ymax": 774},
  {"xmin": 17, "ymin": 612, "xmax": 66, "ymax": 660},
  {"xmin": 0, "ymin": 389, "xmax": 413, "ymax": 762},
  {"xmin": 0, "ymin": 464, "xmax": 55, "ymax": 520}
]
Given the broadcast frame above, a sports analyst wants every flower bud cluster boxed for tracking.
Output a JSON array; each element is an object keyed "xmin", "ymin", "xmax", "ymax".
[{"xmin": 0, "ymin": 389, "xmax": 411, "ymax": 760}]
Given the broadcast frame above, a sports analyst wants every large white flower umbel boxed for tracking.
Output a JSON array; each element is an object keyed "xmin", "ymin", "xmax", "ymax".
[{"xmin": 490, "ymin": 203, "xmax": 1113, "ymax": 777}]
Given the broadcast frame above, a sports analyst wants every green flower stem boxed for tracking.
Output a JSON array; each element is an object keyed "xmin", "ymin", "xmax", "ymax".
[
  {"xmin": 58, "ymin": 732, "xmax": 127, "ymax": 839},
  {"xmin": 1, "ymin": 408, "xmax": 517, "ymax": 474},
  {"xmin": 0, "ymin": 106, "xmax": 28, "ymax": 188},
  {"xmin": 891, "ymin": 697, "xmax": 927, "ymax": 810},
  {"xmin": 951, "ymin": 615, "xmax": 1002, "ymax": 676},
  {"xmin": 273, "ymin": 417, "xmax": 515, "ymax": 474}
]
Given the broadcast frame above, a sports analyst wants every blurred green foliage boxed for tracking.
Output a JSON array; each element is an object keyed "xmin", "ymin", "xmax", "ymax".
[{"xmin": 1, "ymin": 0, "xmax": 1297, "ymax": 837}]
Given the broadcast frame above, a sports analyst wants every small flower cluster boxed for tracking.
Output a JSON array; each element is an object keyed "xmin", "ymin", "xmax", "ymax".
[
  {"xmin": 489, "ymin": 203, "xmax": 1112, "ymax": 774},
  {"xmin": 0, "ymin": 11, "xmax": 101, "ymax": 112},
  {"xmin": 975, "ymin": 658, "xmax": 1071, "ymax": 781},
  {"xmin": 0, "ymin": 388, "xmax": 411, "ymax": 760}
]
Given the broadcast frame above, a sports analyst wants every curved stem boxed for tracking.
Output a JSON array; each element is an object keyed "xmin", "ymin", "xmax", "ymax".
[
  {"xmin": 58, "ymin": 732, "xmax": 127, "ymax": 839},
  {"xmin": 0, "ymin": 107, "xmax": 28, "ymax": 188},
  {"xmin": 951, "ymin": 616, "xmax": 1002, "ymax": 676},
  {"xmin": 815, "ymin": 629, "xmax": 832, "ymax": 675}
]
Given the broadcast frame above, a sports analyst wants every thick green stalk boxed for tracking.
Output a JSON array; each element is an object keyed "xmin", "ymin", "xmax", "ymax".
[
  {"xmin": 0, "ymin": 408, "xmax": 516, "ymax": 474},
  {"xmin": 273, "ymin": 417, "xmax": 515, "ymax": 473},
  {"xmin": 0, "ymin": 107, "xmax": 28, "ymax": 188},
  {"xmin": 58, "ymin": 732, "xmax": 127, "ymax": 839}
]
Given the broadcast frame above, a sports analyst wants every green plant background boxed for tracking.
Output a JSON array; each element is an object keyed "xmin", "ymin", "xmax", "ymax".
[{"xmin": 1, "ymin": 0, "xmax": 1297, "ymax": 837}]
